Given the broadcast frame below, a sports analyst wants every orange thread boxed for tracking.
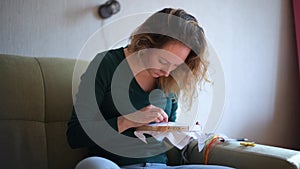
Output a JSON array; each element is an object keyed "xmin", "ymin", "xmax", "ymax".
[{"xmin": 204, "ymin": 135, "xmax": 223, "ymax": 164}]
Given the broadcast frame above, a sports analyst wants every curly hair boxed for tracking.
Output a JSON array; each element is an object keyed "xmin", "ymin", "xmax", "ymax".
[{"xmin": 127, "ymin": 8, "xmax": 209, "ymax": 110}]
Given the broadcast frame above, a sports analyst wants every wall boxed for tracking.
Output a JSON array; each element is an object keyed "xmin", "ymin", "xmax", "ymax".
[{"xmin": 0, "ymin": 0, "xmax": 299, "ymax": 149}]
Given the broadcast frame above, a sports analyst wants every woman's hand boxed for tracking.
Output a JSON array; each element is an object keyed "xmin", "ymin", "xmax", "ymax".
[{"xmin": 117, "ymin": 104, "xmax": 168, "ymax": 133}]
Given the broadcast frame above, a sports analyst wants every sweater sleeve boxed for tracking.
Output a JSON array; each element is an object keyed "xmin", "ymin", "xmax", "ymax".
[
  {"xmin": 66, "ymin": 52, "xmax": 119, "ymax": 149},
  {"xmin": 168, "ymin": 98, "xmax": 178, "ymax": 122}
]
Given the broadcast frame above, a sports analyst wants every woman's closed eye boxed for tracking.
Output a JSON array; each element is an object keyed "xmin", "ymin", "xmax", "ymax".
[{"xmin": 158, "ymin": 58, "xmax": 169, "ymax": 65}]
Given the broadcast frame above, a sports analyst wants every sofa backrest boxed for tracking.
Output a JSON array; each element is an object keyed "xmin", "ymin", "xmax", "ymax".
[
  {"xmin": 0, "ymin": 54, "xmax": 183, "ymax": 169},
  {"xmin": 0, "ymin": 54, "xmax": 87, "ymax": 169}
]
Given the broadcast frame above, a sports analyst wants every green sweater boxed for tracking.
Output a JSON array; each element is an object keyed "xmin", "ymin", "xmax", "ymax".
[{"xmin": 67, "ymin": 47, "xmax": 178, "ymax": 166}]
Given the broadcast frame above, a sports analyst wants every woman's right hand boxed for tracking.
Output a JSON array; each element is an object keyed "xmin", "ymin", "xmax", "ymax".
[{"xmin": 117, "ymin": 104, "xmax": 168, "ymax": 133}]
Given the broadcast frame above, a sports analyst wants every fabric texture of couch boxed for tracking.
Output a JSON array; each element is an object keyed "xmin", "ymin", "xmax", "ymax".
[{"xmin": 0, "ymin": 54, "xmax": 299, "ymax": 169}]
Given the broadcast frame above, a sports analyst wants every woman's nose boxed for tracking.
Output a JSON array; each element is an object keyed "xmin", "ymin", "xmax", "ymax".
[
  {"xmin": 161, "ymin": 65, "xmax": 172, "ymax": 77},
  {"xmin": 162, "ymin": 71, "xmax": 169, "ymax": 77}
]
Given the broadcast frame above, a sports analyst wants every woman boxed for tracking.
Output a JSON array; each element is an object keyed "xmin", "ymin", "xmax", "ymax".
[{"xmin": 67, "ymin": 8, "xmax": 233, "ymax": 169}]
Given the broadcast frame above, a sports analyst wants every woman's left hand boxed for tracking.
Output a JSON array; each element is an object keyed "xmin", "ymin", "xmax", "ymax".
[{"xmin": 117, "ymin": 104, "xmax": 168, "ymax": 133}]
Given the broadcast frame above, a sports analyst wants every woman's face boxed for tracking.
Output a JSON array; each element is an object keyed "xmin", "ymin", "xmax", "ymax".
[{"xmin": 143, "ymin": 42, "xmax": 191, "ymax": 78}]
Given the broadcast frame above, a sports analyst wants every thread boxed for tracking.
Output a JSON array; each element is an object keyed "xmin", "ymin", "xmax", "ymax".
[{"xmin": 203, "ymin": 135, "xmax": 223, "ymax": 164}]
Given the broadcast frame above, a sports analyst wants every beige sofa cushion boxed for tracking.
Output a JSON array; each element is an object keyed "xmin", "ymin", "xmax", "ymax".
[
  {"xmin": 0, "ymin": 55, "xmax": 47, "ymax": 169},
  {"xmin": 0, "ymin": 54, "xmax": 87, "ymax": 169}
]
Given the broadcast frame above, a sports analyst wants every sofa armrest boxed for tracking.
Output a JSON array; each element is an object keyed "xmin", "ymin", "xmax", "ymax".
[{"xmin": 184, "ymin": 140, "xmax": 300, "ymax": 169}]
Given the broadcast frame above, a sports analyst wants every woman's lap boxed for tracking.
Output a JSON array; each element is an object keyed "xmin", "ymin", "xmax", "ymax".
[
  {"xmin": 121, "ymin": 163, "xmax": 232, "ymax": 169},
  {"xmin": 75, "ymin": 157, "xmax": 120, "ymax": 169},
  {"xmin": 121, "ymin": 163, "xmax": 234, "ymax": 169},
  {"xmin": 165, "ymin": 164, "xmax": 234, "ymax": 169},
  {"xmin": 75, "ymin": 157, "xmax": 234, "ymax": 169}
]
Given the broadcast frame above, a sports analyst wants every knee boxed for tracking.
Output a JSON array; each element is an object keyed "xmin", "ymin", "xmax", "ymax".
[{"xmin": 75, "ymin": 157, "xmax": 120, "ymax": 169}]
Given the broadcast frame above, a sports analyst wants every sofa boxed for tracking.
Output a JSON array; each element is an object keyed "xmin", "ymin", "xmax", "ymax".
[{"xmin": 0, "ymin": 54, "xmax": 299, "ymax": 169}]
